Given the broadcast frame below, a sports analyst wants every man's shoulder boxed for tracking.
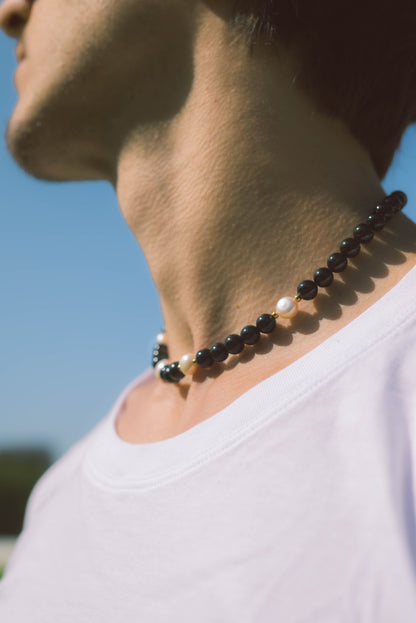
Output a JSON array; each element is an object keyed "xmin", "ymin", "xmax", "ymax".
[{"xmin": 23, "ymin": 415, "xmax": 108, "ymax": 529}]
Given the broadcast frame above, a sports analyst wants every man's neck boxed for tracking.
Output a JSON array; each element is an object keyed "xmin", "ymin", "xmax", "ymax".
[{"xmin": 114, "ymin": 18, "xmax": 398, "ymax": 362}]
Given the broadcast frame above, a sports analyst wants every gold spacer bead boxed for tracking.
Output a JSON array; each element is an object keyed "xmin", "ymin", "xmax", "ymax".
[
  {"xmin": 192, "ymin": 358, "xmax": 196, "ymax": 364},
  {"xmin": 272, "ymin": 311, "xmax": 279, "ymax": 318},
  {"xmin": 295, "ymin": 295, "xmax": 302, "ymax": 303}
]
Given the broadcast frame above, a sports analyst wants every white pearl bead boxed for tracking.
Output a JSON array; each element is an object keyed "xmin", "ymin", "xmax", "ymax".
[
  {"xmin": 155, "ymin": 359, "xmax": 169, "ymax": 379},
  {"xmin": 179, "ymin": 353, "xmax": 196, "ymax": 375},
  {"xmin": 276, "ymin": 296, "xmax": 298, "ymax": 319},
  {"xmin": 156, "ymin": 332, "xmax": 167, "ymax": 345}
]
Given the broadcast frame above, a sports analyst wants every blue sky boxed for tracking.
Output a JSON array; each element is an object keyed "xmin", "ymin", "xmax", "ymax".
[{"xmin": 1, "ymin": 33, "xmax": 416, "ymax": 461}]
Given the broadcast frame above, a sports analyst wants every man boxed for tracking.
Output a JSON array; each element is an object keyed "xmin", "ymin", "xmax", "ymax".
[{"xmin": 1, "ymin": 0, "xmax": 416, "ymax": 620}]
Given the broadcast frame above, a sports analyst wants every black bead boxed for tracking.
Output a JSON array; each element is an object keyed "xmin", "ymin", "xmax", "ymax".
[
  {"xmin": 224, "ymin": 333, "xmax": 245, "ymax": 354},
  {"xmin": 240, "ymin": 324, "xmax": 260, "ymax": 345},
  {"xmin": 152, "ymin": 343, "xmax": 169, "ymax": 367},
  {"xmin": 160, "ymin": 366, "xmax": 175, "ymax": 383},
  {"xmin": 390, "ymin": 190, "xmax": 407, "ymax": 210},
  {"xmin": 375, "ymin": 200, "xmax": 393, "ymax": 220},
  {"xmin": 340, "ymin": 237, "xmax": 360, "ymax": 258},
  {"xmin": 367, "ymin": 213, "xmax": 386, "ymax": 232},
  {"xmin": 256, "ymin": 314, "xmax": 276, "ymax": 334},
  {"xmin": 195, "ymin": 348, "xmax": 214, "ymax": 368},
  {"xmin": 210, "ymin": 342, "xmax": 229, "ymax": 362},
  {"xmin": 297, "ymin": 280, "xmax": 318, "ymax": 300},
  {"xmin": 385, "ymin": 196, "xmax": 400, "ymax": 215},
  {"xmin": 159, "ymin": 344, "xmax": 168, "ymax": 357},
  {"xmin": 313, "ymin": 267, "xmax": 333, "ymax": 288},
  {"xmin": 327, "ymin": 252, "xmax": 347, "ymax": 273},
  {"xmin": 167, "ymin": 362, "xmax": 185, "ymax": 382},
  {"xmin": 353, "ymin": 223, "xmax": 374, "ymax": 243}
]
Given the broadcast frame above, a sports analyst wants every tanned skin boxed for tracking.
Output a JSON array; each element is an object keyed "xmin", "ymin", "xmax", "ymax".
[{"xmin": 1, "ymin": 0, "xmax": 415, "ymax": 442}]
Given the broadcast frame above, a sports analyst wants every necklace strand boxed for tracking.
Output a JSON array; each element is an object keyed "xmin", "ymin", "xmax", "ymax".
[{"xmin": 152, "ymin": 190, "xmax": 407, "ymax": 383}]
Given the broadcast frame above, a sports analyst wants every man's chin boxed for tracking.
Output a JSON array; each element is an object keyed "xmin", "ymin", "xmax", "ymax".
[
  {"xmin": 5, "ymin": 113, "xmax": 107, "ymax": 183},
  {"xmin": 6, "ymin": 110, "xmax": 64, "ymax": 181}
]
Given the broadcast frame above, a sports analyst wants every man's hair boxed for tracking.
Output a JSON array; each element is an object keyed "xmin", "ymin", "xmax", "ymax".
[{"xmin": 231, "ymin": 0, "xmax": 416, "ymax": 178}]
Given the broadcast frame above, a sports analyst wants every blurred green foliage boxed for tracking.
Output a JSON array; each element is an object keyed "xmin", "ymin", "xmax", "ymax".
[{"xmin": 0, "ymin": 448, "xmax": 53, "ymax": 535}]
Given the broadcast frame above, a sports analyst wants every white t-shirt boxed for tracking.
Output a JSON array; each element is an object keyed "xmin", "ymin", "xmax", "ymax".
[{"xmin": 1, "ymin": 267, "xmax": 416, "ymax": 623}]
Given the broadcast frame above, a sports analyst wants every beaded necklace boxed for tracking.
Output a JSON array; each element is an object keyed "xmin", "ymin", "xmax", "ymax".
[{"xmin": 152, "ymin": 190, "xmax": 407, "ymax": 383}]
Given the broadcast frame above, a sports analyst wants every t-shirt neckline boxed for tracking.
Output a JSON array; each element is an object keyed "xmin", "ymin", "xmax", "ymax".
[{"xmin": 84, "ymin": 264, "xmax": 416, "ymax": 492}]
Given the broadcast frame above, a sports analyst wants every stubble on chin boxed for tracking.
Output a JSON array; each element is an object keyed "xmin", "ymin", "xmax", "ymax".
[
  {"xmin": 4, "ymin": 105, "xmax": 98, "ymax": 182},
  {"xmin": 5, "ymin": 107, "xmax": 54, "ymax": 180}
]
